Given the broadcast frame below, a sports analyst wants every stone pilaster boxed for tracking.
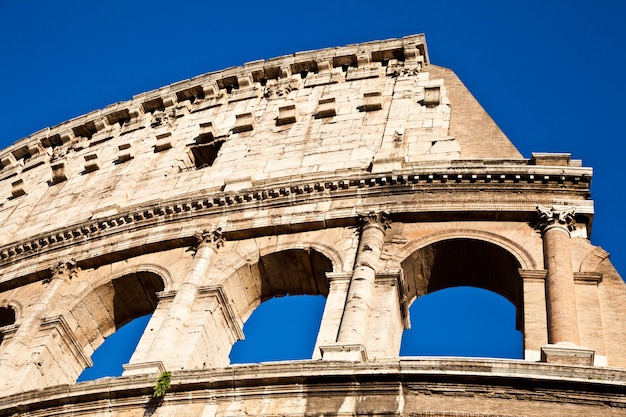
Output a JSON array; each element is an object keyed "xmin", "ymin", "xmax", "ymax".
[
  {"xmin": 124, "ymin": 229, "xmax": 223, "ymax": 374},
  {"xmin": 536, "ymin": 206, "xmax": 594, "ymax": 365},
  {"xmin": 0, "ymin": 260, "xmax": 76, "ymax": 392},
  {"xmin": 321, "ymin": 212, "xmax": 389, "ymax": 361}
]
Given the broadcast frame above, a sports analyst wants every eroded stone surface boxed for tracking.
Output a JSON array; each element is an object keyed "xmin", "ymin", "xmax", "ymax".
[{"xmin": 0, "ymin": 34, "xmax": 624, "ymax": 416}]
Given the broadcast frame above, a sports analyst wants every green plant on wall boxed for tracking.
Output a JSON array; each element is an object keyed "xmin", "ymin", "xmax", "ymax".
[{"xmin": 153, "ymin": 371, "xmax": 171, "ymax": 398}]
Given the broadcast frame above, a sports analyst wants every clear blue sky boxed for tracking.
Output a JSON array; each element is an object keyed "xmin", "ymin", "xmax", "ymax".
[{"xmin": 1, "ymin": 2, "xmax": 624, "ymax": 380}]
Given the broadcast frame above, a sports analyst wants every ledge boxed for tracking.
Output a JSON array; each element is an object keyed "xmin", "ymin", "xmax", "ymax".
[{"xmin": 0, "ymin": 358, "xmax": 624, "ymax": 416}]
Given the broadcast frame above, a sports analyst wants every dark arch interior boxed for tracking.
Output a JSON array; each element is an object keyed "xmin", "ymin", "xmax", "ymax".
[
  {"xmin": 0, "ymin": 306, "xmax": 16, "ymax": 346},
  {"xmin": 108, "ymin": 272, "xmax": 164, "ymax": 329},
  {"xmin": 401, "ymin": 238, "xmax": 523, "ymax": 329},
  {"xmin": 0, "ymin": 306, "xmax": 15, "ymax": 327},
  {"xmin": 257, "ymin": 249, "xmax": 333, "ymax": 302}
]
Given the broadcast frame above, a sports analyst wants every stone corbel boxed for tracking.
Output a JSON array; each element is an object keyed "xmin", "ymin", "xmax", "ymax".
[
  {"xmin": 423, "ymin": 86, "xmax": 441, "ymax": 106},
  {"xmin": 316, "ymin": 98, "xmax": 336, "ymax": 118},
  {"xmin": 83, "ymin": 153, "xmax": 99, "ymax": 172},
  {"xmin": 362, "ymin": 92, "xmax": 383, "ymax": 111},
  {"xmin": 233, "ymin": 113, "xmax": 254, "ymax": 133},
  {"xmin": 50, "ymin": 161, "xmax": 71, "ymax": 184},
  {"xmin": 276, "ymin": 105, "xmax": 297, "ymax": 126},
  {"xmin": 117, "ymin": 143, "xmax": 133, "ymax": 162},
  {"xmin": 11, "ymin": 179, "xmax": 26, "ymax": 198},
  {"xmin": 1, "ymin": 153, "xmax": 18, "ymax": 170},
  {"xmin": 154, "ymin": 132, "xmax": 173, "ymax": 152},
  {"xmin": 120, "ymin": 106, "xmax": 146, "ymax": 135}
]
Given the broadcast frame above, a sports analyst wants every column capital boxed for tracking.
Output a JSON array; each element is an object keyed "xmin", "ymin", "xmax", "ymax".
[
  {"xmin": 536, "ymin": 205, "xmax": 576, "ymax": 234},
  {"xmin": 359, "ymin": 211, "xmax": 391, "ymax": 231},
  {"xmin": 193, "ymin": 227, "xmax": 225, "ymax": 251},
  {"xmin": 47, "ymin": 259, "xmax": 78, "ymax": 281}
]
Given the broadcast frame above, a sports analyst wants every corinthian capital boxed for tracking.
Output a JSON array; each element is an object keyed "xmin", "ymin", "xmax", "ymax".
[
  {"xmin": 48, "ymin": 259, "xmax": 78, "ymax": 281},
  {"xmin": 359, "ymin": 211, "xmax": 391, "ymax": 231},
  {"xmin": 194, "ymin": 227, "xmax": 225, "ymax": 251},
  {"xmin": 536, "ymin": 205, "xmax": 576, "ymax": 233}
]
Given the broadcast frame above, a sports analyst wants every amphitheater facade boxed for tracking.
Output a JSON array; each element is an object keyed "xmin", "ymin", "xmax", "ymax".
[{"xmin": 0, "ymin": 34, "xmax": 625, "ymax": 416}]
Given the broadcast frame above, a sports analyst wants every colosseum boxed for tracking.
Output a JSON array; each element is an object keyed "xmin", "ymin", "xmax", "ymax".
[{"xmin": 0, "ymin": 34, "xmax": 625, "ymax": 416}]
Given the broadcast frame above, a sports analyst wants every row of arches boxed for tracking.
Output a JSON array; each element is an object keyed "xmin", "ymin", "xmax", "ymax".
[
  {"xmin": 69, "ymin": 237, "xmax": 524, "ymax": 381},
  {"xmin": 78, "ymin": 287, "xmax": 522, "ymax": 381}
]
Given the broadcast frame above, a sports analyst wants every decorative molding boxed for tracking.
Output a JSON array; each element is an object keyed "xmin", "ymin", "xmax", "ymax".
[
  {"xmin": 0, "ymin": 169, "xmax": 590, "ymax": 269},
  {"xmin": 48, "ymin": 259, "xmax": 78, "ymax": 281},
  {"xmin": 359, "ymin": 210, "xmax": 391, "ymax": 231},
  {"xmin": 40, "ymin": 315, "xmax": 93, "ymax": 368},
  {"xmin": 573, "ymin": 271, "xmax": 603, "ymax": 284},
  {"xmin": 518, "ymin": 269, "xmax": 547, "ymax": 281},
  {"xmin": 536, "ymin": 205, "xmax": 576, "ymax": 233},
  {"xmin": 194, "ymin": 228, "xmax": 225, "ymax": 251},
  {"xmin": 197, "ymin": 285, "xmax": 244, "ymax": 340}
]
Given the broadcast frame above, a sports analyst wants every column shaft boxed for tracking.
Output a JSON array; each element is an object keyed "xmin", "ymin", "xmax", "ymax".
[
  {"xmin": 336, "ymin": 213, "xmax": 388, "ymax": 345},
  {"xmin": 537, "ymin": 206, "xmax": 580, "ymax": 345},
  {"xmin": 543, "ymin": 225, "xmax": 580, "ymax": 344},
  {"xmin": 139, "ymin": 230, "xmax": 222, "ymax": 365}
]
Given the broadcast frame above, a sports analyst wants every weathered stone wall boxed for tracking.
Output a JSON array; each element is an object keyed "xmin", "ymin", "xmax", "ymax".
[{"xmin": 0, "ymin": 34, "xmax": 624, "ymax": 416}]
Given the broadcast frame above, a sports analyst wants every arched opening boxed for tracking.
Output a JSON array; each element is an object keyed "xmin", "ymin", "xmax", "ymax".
[
  {"xmin": 77, "ymin": 314, "xmax": 151, "ymax": 381},
  {"xmin": 0, "ymin": 306, "xmax": 16, "ymax": 346},
  {"xmin": 230, "ymin": 295, "xmax": 326, "ymax": 363},
  {"xmin": 400, "ymin": 238, "xmax": 523, "ymax": 358},
  {"xmin": 71, "ymin": 271, "xmax": 164, "ymax": 380},
  {"xmin": 400, "ymin": 287, "xmax": 522, "ymax": 358},
  {"xmin": 225, "ymin": 248, "xmax": 333, "ymax": 364}
]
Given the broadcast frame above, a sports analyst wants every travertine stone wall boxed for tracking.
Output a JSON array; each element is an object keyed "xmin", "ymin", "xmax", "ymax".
[{"xmin": 0, "ymin": 34, "xmax": 625, "ymax": 416}]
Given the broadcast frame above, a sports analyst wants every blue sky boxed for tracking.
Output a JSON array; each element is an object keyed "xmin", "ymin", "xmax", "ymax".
[{"xmin": 1, "ymin": 2, "xmax": 624, "ymax": 380}]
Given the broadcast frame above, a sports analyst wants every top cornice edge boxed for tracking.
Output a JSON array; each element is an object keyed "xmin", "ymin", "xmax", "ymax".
[{"xmin": 1, "ymin": 35, "xmax": 429, "ymax": 161}]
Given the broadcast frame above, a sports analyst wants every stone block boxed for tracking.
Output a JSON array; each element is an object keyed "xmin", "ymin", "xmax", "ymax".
[
  {"xmin": 541, "ymin": 343, "xmax": 595, "ymax": 366},
  {"xmin": 423, "ymin": 86, "xmax": 441, "ymax": 106}
]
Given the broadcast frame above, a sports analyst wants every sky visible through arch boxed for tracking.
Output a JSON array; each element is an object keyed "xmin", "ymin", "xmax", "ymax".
[{"xmin": 1, "ymin": 2, "xmax": 624, "ymax": 380}]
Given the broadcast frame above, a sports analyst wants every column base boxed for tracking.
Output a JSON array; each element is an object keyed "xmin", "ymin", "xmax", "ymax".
[
  {"xmin": 540, "ymin": 342, "xmax": 595, "ymax": 366},
  {"xmin": 122, "ymin": 361, "xmax": 166, "ymax": 376},
  {"xmin": 319, "ymin": 344, "xmax": 368, "ymax": 361}
]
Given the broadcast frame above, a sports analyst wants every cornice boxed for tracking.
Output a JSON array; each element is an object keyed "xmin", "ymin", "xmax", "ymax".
[
  {"xmin": 0, "ymin": 166, "xmax": 592, "ymax": 272},
  {"xmin": 0, "ymin": 35, "xmax": 427, "ymax": 166}
]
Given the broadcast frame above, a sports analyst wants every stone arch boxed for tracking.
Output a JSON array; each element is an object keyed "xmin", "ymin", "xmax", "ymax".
[
  {"xmin": 0, "ymin": 301, "xmax": 21, "ymax": 325},
  {"xmin": 108, "ymin": 263, "xmax": 173, "ymax": 292},
  {"xmin": 394, "ymin": 229, "xmax": 537, "ymax": 272},
  {"xmin": 223, "ymin": 247, "xmax": 334, "ymax": 324},
  {"xmin": 579, "ymin": 246, "xmax": 610, "ymax": 272},
  {"xmin": 0, "ymin": 304, "xmax": 17, "ymax": 346},
  {"xmin": 217, "ymin": 240, "xmax": 345, "ymax": 283},
  {"xmin": 70, "ymin": 270, "xmax": 165, "ymax": 352},
  {"xmin": 400, "ymin": 236, "xmax": 524, "ymax": 330}
]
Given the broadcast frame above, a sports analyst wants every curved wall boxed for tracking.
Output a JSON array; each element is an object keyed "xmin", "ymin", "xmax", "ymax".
[{"xmin": 0, "ymin": 35, "xmax": 625, "ymax": 416}]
